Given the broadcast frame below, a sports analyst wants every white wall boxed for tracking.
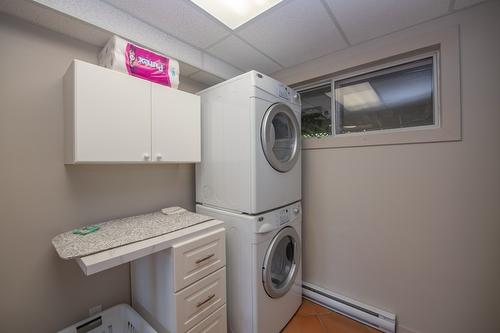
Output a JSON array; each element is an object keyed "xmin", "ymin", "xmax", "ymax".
[
  {"xmin": 273, "ymin": 2, "xmax": 500, "ymax": 333},
  {"xmin": 0, "ymin": 14, "xmax": 200, "ymax": 332}
]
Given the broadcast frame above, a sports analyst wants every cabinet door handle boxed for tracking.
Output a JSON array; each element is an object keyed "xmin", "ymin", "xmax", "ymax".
[
  {"xmin": 196, "ymin": 294, "xmax": 215, "ymax": 308},
  {"xmin": 195, "ymin": 254, "xmax": 215, "ymax": 264}
]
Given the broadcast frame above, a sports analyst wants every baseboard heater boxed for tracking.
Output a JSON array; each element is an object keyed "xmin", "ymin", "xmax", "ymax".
[{"xmin": 302, "ymin": 282, "xmax": 396, "ymax": 333}]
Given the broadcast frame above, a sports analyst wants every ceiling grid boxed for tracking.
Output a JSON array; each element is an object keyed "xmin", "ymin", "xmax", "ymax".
[
  {"xmin": 0, "ymin": 0, "xmax": 490, "ymax": 85},
  {"xmin": 318, "ymin": 0, "xmax": 351, "ymax": 46}
]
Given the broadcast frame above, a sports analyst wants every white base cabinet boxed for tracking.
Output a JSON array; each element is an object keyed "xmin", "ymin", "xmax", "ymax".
[
  {"xmin": 186, "ymin": 304, "xmax": 227, "ymax": 333},
  {"xmin": 63, "ymin": 60, "xmax": 200, "ymax": 164},
  {"xmin": 132, "ymin": 228, "xmax": 227, "ymax": 333}
]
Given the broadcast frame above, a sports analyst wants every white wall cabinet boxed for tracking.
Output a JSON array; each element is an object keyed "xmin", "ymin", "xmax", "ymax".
[
  {"xmin": 64, "ymin": 60, "xmax": 200, "ymax": 164},
  {"xmin": 152, "ymin": 84, "xmax": 201, "ymax": 163}
]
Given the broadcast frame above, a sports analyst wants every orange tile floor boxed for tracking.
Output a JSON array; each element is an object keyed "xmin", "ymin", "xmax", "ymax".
[{"xmin": 281, "ymin": 299, "xmax": 381, "ymax": 333}]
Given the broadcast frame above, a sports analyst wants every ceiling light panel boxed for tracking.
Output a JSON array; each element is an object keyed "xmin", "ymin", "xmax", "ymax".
[{"xmin": 190, "ymin": 0, "xmax": 283, "ymax": 29}]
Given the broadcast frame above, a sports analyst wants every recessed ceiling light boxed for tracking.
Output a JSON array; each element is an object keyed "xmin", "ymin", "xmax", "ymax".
[{"xmin": 190, "ymin": 0, "xmax": 283, "ymax": 29}]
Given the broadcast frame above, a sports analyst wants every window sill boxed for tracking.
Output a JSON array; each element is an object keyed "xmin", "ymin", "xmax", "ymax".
[{"xmin": 302, "ymin": 123, "xmax": 461, "ymax": 149}]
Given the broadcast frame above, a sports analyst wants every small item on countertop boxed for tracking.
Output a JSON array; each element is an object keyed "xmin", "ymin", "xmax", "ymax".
[
  {"xmin": 72, "ymin": 225, "xmax": 100, "ymax": 235},
  {"xmin": 161, "ymin": 206, "xmax": 187, "ymax": 215},
  {"xmin": 98, "ymin": 35, "xmax": 180, "ymax": 88}
]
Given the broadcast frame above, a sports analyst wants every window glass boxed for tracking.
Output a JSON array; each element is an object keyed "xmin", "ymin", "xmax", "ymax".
[
  {"xmin": 334, "ymin": 58, "xmax": 434, "ymax": 134},
  {"xmin": 300, "ymin": 84, "xmax": 332, "ymax": 138}
]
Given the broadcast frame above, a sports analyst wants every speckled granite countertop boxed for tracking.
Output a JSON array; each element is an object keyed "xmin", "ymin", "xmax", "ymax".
[{"xmin": 52, "ymin": 207, "xmax": 213, "ymax": 260}]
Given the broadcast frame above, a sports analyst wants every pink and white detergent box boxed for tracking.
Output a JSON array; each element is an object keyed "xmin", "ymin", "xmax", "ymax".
[{"xmin": 99, "ymin": 36, "xmax": 180, "ymax": 88}]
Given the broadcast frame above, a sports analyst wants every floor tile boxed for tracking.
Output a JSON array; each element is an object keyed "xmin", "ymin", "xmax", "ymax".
[
  {"xmin": 282, "ymin": 298, "xmax": 381, "ymax": 333},
  {"xmin": 319, "ymin": 312, "xmax": 381, "ymax": 333},
  {"xmin": 296, "ymin": 299, "xmax": 333, "ymax": 316},
  {"xmin": 282, "ymin": 314, "xmax": 326, "ymax": 333}
]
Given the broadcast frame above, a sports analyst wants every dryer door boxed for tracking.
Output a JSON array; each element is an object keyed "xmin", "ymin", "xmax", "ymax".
[
  {"xmin": 261, "ymin": 103, "xmax": 300, "ymax": 173},
  {"xmin": 262, "ymin": 226, "xmax": 301, "ymax": 298}
]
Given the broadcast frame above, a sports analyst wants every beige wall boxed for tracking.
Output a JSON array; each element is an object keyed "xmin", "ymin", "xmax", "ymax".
[
  {"xmin": 0, "ymin": 15, "xmax": 199, "ymax": 332},
  {"xmin": 273, "ymin": 2, "xmax": 500, "ymax": 333}
]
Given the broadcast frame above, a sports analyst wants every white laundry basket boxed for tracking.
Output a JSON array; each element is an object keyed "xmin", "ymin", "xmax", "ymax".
[{"xmin": 58, "ymin": 304, "xmax": 157, "ymax": 333}]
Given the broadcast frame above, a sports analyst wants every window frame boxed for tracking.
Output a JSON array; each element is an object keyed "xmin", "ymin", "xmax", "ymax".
[
  {"xmin": 299, "ymin": 81, "xmax": 333, "ymax": 138},
  {"xmin": 331, "ymin": 50, "xmax": 440, "ymax": 137},
  {"xmin": 297, "ymin": 50, "xmax": 446, "ymax": 146},
  {"xmin": 292, "ymin": 26, "xmax": 461, "ymax": 150}
]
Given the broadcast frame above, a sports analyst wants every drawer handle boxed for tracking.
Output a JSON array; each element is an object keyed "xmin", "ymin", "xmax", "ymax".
[
  {"xmin": 195, "ymin": 254, "xmax": 215, "ymax": 264},
  {"xmin": 196, "ymin": 294, "xmax": 215, "ymax": 308}
]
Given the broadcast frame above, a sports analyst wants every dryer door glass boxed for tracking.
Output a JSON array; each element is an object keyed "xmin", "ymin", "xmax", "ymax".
[
  {"xmin": 261, "ymin": 103, "xmax": 300, "ymax": 173},
  {"xmin": 262, "ymin": 226, "xmax": 301, "ymax": 298}
]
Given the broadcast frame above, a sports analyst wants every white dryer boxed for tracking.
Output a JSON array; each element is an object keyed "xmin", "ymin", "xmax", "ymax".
[
  {"xmin": 197, "ymin": 202, "xmax": 302, "ymax": 333},
  {"xmin": 196, "ymin": 71, "xmax": 301, "ymax": 214}
]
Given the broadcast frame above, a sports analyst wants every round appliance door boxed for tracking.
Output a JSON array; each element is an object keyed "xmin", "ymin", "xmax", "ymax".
[
  {"xmin": 262, "ymin": 226, "xmax": 301, "ymax": 298},
  {"xmin": 261, "ymin": 103, "xmax": 300, "ymax": 173}
]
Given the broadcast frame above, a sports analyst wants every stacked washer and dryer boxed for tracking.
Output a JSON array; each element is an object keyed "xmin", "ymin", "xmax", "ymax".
[{"xmin": 196, "ymin": 71, "xmax": 302, "ymax": 333}]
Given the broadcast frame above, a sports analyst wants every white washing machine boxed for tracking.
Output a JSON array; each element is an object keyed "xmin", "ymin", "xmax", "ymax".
[
  {"xmin": 196, "ymin": 71, "xmax": 301, "ymax": 215},
  {"xmin": 196, "ymin": 202, "xmax": 302, "ymax": 333}
]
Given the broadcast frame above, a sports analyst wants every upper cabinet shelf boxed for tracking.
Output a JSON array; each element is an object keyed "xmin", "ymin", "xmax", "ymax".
[{"xmin": 63, "ymin": 60, "xmax": 200, "ymax": 164}]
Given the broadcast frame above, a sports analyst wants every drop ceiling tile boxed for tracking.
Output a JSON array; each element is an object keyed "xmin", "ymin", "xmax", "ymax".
[
  {"xmin": 0, "ymin": 0, "xmax": 112, "ymax": 47},
  {"xmin": 237, "ymin": 0, "xmax": 348, "ymax": 67},
  {"xmin": 190, "ymin": 71, "xmax": 224, "ymax": 86},
  {"xmin": 454, "ymin": 0, "xmax": 486, "ymax": 10},
  {"xmin": 34, "ymin": 0, "xmax": 204, "ymax": 67},
  {"xmin": 207, "ymin": 36, "xmax": 282, "ymax": 74},
  {"xmin": 326, "ymin": 0, "xmax": 450, "ymax": 44},
  {"xmin": 103, "ymin": 0, "xmax": 230, "ymax": 49},
  {"xmin": 202, "ymin": 53, "xmax": 243, "ymax": 79}
]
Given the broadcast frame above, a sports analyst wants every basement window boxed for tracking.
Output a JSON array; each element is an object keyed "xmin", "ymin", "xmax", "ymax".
[
  {"xmin": 297, "ymin": 50, "xmax": 454, "ymax": 148},
  {"xmin": 300, "ymin": 84, "xmax": 332, "ymax": 138},
  {"xmin": 334, "ymin": 56, "xmax": 436, "ymax": 134}
]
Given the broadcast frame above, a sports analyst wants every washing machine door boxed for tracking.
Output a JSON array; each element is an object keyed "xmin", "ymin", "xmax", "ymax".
[
  {"xmin": 261, "ymin": 103, "xmax": 300, "ymax": 173},
  {"xmin": 262, "ymin": 226, "xmax": 301, "ymax": 298}
]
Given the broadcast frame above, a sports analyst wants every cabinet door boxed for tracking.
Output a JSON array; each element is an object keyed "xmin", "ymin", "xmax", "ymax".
[
  {"xmin": 152, "ymin": 84, "xmax": 200, "ymax": 162},
  {"xmin": 75, "ymin": 62, "xmax": 151, "ymax": 162}
]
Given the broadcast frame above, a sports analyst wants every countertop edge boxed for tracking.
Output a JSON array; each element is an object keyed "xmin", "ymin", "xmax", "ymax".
[{"xmin": 76, "ymin": 220, "xmax": 225, "ymax": 275}]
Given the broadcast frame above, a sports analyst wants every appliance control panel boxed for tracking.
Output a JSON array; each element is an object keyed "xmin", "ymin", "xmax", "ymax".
[
  {"xmin": 276, "ymin": 84, "xmax": 300, "ymax": 104},
  {"xmin": 279, "ymin": 208, "xmax": 290, "ymax": 225},
  {"xmin": 253, "ymin": 71, "xmax": 300, "ymax": 105},
  {"xmin": 255, "ymin": 202, "xmax": 301, "ymax": 234},
  {"xmin": 277, "ymin": 84, "xmax": 291, "ymax": 100}
]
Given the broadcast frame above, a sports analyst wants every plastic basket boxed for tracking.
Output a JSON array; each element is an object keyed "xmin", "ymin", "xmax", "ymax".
[{"xmin": 58, "ymin": 304, "xmax": 157, "ymax": 333}]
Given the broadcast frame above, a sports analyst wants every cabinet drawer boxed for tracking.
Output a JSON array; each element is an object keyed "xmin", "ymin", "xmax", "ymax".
[
  {"xmin": 173, "ymin": 228, "xmax": 225, "ymax": 292},
  {"xmin": 186, "ymin": 304, "xmax": 226, "ymax": 333},
  {"xmin": 175, "ymin": 267, "xmax": 226, "ymax": 333}
]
